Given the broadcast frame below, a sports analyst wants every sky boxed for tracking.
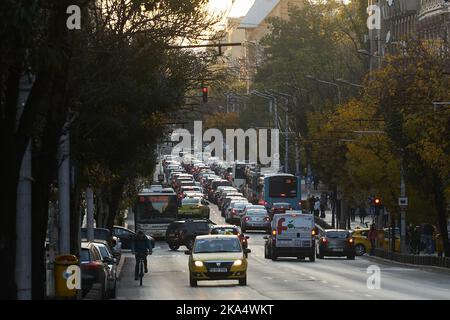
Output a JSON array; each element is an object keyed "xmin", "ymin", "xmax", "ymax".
[{"xmin": 208, "ymin": 0, "xmax": 255, "ymax": 18}]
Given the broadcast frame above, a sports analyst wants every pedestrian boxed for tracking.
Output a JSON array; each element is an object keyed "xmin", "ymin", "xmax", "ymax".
[
  {"xmin": 320, "ymin": 201, "xmax": 326, "ymax": 218},
  {"xmin": 308, "ymin": 195, "xmax": 315, "ymax": 215},
  {"xmin": 359, "ymin": 207, "xmax": 367, "ymax": 224},
  {"xmin": 314, "ymin": 198, "xmax": 321, "ymax": 217},
  {"xmin": 368, "ymin": 224, "xmax": 377, "ymax": 255},
  {"xmin": 422, "ymin": 223, "xmax": 434, "ymax": 254},
  {"xmin": 411, "ymin": 225, "xmax": 421, "ymax": 254}
]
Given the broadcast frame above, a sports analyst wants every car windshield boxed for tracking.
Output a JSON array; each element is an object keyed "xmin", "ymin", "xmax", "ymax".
[
  {"xmin": 326, "ymin": 231, "xmax": 350, "ymax": 239},
  {"xmin": 182, "ymin": 198, "xmax": 200, "ymax": 205},
  {"xmin": 211, "ymin": 228, "xmax": 238, "ymax": 235},
  {"xmin": 194, "ymin": 238, "xmax": 242, "ymax": 253},
  {"xmin": 246, "ymin": 210, "xmax": 267, "ymax": 215}
]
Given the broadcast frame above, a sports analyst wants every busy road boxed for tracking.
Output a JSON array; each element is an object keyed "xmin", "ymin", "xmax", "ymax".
[{"xmin": 115, "ymin": 204, "xmax": 450, "ymax": 300}]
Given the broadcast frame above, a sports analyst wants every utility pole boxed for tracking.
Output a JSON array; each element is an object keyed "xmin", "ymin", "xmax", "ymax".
[
  {"xmin": 400, "ymin": 164, "xmax": 407, "ymax": 253},
  {"xmin": 295, "ymin": 137, "xmax": 300, "ymax": 177},
  {"xmin": 86, "ymin": 187, "xmax": 94, "ymax": 242},
  {"xmin": 284, "ymin": 101, "xmax": 289, "ymax": 173},
  {"xmin": 58, "ymin": 128, "xmax": 70, "ymax": 254},
  {"xmin": 16, "ymin": 73, "xmax": 34, "ymax": 300}
]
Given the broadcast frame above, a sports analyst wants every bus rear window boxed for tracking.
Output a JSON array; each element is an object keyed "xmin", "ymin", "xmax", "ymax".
[{"xmin": 269, "ymin": 176, "xmax": 297, "ymax": 198}]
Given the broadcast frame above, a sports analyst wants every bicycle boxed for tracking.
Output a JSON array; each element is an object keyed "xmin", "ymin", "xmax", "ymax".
[{"xmin": 135, "ymin": 251, "xmax": 151, "ymax": 286}]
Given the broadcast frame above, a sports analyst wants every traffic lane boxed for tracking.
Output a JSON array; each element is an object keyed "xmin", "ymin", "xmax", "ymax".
[
  {"xmin": 210, "ymin": 204, "xmax": 450, "ymax": 299},
  {"xmin": 115, "ymin": 242, "xmax": 270, "ymax": 300}
]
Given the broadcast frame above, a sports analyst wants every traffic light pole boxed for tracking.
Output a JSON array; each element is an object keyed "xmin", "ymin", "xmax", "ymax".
[{"xmin": 400, "ymin": 164, "xmax": 407, "ymax": 253}]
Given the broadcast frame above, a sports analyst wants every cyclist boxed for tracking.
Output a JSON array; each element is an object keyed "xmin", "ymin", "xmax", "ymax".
[{"xmin": 131, "ymin": 230, "xmax": 153, "ymax": 280}]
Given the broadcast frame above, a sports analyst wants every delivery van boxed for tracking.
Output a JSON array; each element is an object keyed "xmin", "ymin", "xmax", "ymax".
[{"xmin": 263, "ymin": 211, "xmax": 317, "ymax": 261}]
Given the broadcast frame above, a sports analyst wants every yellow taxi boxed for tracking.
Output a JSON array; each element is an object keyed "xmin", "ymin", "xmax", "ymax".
[
  {"xmin": 351, "ymin": 228, "xmax": 371, "ymax": 255},
  {"xmin": 352, "ymin": 227, "xmax": 400, "ymax": 255},
  {"xmin": 185, "ymin": 235, "xmax": 250, "ymax": 287}
]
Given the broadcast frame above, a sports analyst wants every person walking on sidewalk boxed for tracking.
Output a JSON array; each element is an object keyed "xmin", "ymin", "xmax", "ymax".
[
  {"xmin": 314, "ymin": 198, "xmax": 321, "ymax": 217},
  {"xmin": 368, "ymin": 224, "xmax": 377, "ymax": 255}
]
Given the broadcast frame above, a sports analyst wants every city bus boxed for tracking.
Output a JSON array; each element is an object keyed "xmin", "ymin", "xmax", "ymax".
[
  {"xmin": 134, "ymin": 185, "xmax": 178, "ymax": 239},
  {"xmin": 259, "ymin": 174, "xmax": 301, "ymax": 210}
]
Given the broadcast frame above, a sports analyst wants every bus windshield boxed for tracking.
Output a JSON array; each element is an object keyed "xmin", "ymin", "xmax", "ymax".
[
  {"xmin": 234, "ymin": 164, "xmax": 246, "ymax": 179},
  {"xmin": 136, "ymin": 194, "xmax": 178, "ymax": 222},
  {"xmin": 268, "ymin": 176, "xmax": 297, "ymax": 198}
]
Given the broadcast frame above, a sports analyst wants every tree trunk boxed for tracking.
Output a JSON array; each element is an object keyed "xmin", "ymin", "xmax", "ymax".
[
  {"xmin": 106, "ymin": 180, "xmax": 125, "ymax": 230},
  {"xmin": 433, "ymin": 174, "xmax": 450, "ymax": 257}
]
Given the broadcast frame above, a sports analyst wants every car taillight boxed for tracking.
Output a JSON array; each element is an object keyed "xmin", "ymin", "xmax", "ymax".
[
  {"xmin": 83, "ymin": 262, "xmax": 101, "ymax": 270},
  {"xmin": 348, "ymin": 238, "xmax": 354, "ymax": 244},
  {"xmin": 245, "ymin": 217, "xmax": 250, "ymax": 221},
  {"xmin": 321, "ymin": 238, "xmax": 328, "ymax": 245},
  {"xmin": 264, "ymin": 217, "xmax": 270, "ymax": 222}
]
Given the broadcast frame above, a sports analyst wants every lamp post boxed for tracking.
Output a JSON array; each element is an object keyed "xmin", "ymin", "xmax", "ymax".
[
  {"xmin": 305, "ymin": 75, "xmax": 342, "ymax": 105},
  {"xmin": 335, "ymin": 78, "xmax": 364, "ymax": 89},
  {"xmin": 251, "ymin": 90, "xmax": 279, "ymax": 130}
]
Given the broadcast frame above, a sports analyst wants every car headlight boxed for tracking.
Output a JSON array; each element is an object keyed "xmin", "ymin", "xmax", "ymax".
[
  {"xmin": 194, "ymin": 261, "xmax": 204, "ymax": 267},
  {"xmin": 233, "ymin": 259, "xmax": 242, "ymax": 266}
]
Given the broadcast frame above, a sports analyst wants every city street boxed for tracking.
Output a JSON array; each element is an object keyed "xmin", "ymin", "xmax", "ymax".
[{"xmin": 116, "ymin": 205, "xmax": 450, "ymax": 300}]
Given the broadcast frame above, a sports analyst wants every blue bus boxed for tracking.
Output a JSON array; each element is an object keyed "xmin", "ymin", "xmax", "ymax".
[{"xmin": 259, "ymin": 174, "xmax": 301, "ymax": 210}]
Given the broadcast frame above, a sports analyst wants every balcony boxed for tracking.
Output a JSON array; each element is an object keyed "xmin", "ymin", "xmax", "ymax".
[{"xmin": 419, "ymin": 0, "xmax": 450, "ymax": 20}]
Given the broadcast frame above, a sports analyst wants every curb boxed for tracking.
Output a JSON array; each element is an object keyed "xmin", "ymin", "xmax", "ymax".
[
  {"xmin": 116, "ymin": 254, "xmax": 127, "ymax": 280},
  {"xmin": 361, "ymin": 254, "xmax": 450, "ymax": 274}
]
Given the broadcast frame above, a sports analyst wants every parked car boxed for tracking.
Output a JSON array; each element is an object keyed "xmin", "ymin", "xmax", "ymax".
[
  {"xmin": 112, "ymin": 226, "xmax": 155, "ymax": 250},
  {"xmin": 316, "ymin": 229, "xmax": 355, "ymax": 260},
  {"xmin": 92, "ymin": 241, "xmax": 118, "ymax": 298},
  {"xmin": 81, "ymin": 227, "xmax": 122, "ymax": 259},
  {"xmin": 80, "ymin": 241, "xmax": 109, "ymax": 299},
  {"xmin": 165, "ymin": 219, "xmax": 215, "ymax": 250}
]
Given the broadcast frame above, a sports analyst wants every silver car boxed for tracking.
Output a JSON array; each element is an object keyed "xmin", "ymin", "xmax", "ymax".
[{"xmin": 241, "ymin": 209, "xmax": 271, "ymax": 232}]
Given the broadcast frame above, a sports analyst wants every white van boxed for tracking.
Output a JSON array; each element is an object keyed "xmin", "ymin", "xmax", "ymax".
[{"xmin": 264, "ymin": 211, "xmax": 317, "ymax": 261}]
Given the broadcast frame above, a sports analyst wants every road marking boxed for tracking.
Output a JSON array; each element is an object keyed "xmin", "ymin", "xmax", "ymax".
[
  {"xmin": 332, "ymin": 285, "xmax": 341, "ymax": 288},
  {"xmin": 321, "ymin": 280, "xmax": 328, "ymax": 284}
]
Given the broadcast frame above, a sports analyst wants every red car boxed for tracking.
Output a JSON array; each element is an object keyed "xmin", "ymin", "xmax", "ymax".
[
  {"xmin": 209, "ymin": 225, "xmax": 249, "ymax": 249},
  {"xmin": 269, "ymin": 202, "xmax": 292, "ymax": 220}
]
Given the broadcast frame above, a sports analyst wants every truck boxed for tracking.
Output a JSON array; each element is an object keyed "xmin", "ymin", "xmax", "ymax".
[{"xmin": 263, "ymin": 211, "xmax": 317, "ymax": 262}]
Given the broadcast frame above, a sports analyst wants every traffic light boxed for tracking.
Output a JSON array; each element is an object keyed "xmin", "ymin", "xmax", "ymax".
[
  {"xmin": 373, "ymin": 196, "xmax": 381, "ymax": 206},
  {"xmin": 202, "ymin": 86, "xmax": 208, "ymax": 103}
]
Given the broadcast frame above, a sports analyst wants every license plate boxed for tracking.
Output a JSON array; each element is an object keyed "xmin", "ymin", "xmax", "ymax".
[
  {"xmin": 332, "ymin": 248, "xmax": 344, "ymax": 252},
  {"xmin": 209, "ymin": 268, "xmax": 227, "ymax": 273}
]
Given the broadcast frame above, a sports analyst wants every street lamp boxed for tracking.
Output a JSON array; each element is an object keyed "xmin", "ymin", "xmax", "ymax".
[
  {"xmin": 335, "ymin": 78, "xmax": 364, "ymax": 89},
  {"xmin": 305, "ymin": 75, "xmax": 342, "ymax": 105},
  {"xmin": 250, "ymin": 90, "xmax": 279, "ymax": 130}
]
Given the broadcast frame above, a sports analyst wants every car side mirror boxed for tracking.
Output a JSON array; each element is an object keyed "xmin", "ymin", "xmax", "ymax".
[
  {"xmin": 113, "ymin": 257, "xmax": 118, "ymax": 264},
  {"xmin": 184, "ymin": 250, "xmax": 191, "ymax": 255},
  {"xmin": 245, "ymin": 236, "xmax": 250, "ymax": 239},
  {"xmin": 263, "ymin": 236, "xmax": 268, "ymax": 240},
  {"xmin": 244, "ymin": 248, "xmax": 251, "ymax": 254}
]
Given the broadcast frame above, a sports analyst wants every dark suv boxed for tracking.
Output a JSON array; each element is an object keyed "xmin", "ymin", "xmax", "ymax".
[{"xmin": 166, "ymin": 219, "xmax": 215, "ymax": 250}]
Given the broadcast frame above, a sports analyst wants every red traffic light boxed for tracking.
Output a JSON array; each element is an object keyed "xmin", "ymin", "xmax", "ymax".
[{"xmin": 202, "ymin": 87, "xmax": 208, "ymax": 103}]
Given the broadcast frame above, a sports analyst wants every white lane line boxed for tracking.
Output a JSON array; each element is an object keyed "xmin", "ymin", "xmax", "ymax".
[
  {"xmin": 321, "ymin": 280, "xmax": 328, "ymax": 284},
  {"xmin": 332, "ymin": 285, "xmax": 341, "ymax": 288}
]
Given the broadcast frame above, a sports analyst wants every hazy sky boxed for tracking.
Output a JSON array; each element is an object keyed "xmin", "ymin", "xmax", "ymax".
[{"xmin": 208, "ymin": 0, "xmax": 255, "ymax": 18}]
